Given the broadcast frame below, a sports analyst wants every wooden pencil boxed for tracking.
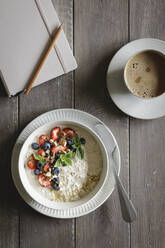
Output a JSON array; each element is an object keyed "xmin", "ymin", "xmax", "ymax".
[{"xmin": 25, "ymin": 23, "xmax": 63, "ymax": 96}]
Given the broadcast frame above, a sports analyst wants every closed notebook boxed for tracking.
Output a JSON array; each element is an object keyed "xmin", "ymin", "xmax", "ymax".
[{"xmin": 0, "ymin": 0, "xmax": 77, "ymax": 96}]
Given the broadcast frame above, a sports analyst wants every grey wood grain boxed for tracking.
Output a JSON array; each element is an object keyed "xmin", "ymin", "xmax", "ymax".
[
  {"xmin": 74, "ymin": 0, "xmax": 130, "ymax": 247},
  {"xmin": 18, "ymin": 0, "xmax": 74, "ymax": 128},
  {"xmin": 0, "ymin": 1, "xmax": 164, "ymax": 248},
  {"xmin": 19, "ymin": 1, "xmax": 75, "ymax": 247},
  {"xmin": 130, "ymin": 1, "xmax": 165, "ymax": 247},
  {"xmin": 0, "ymin": 84, "xmax": 19, "ymax": 248}
]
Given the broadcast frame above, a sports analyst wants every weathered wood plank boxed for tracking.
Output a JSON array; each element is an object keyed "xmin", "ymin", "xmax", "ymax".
[
  {"xmin": 74, "ymin": 0, "xmax": 130, "ymax": 247},
  {"xmin": 0, "ymin": 84, "xmax": 19, "ymax": 248},
  {"xmin": 19, "ymin": 1, "xmax": 75, "ymax": 247},
  {"xmin": 18, "ymin": 0, "xmax": 74, "ymax": 128},
  {"xmin": 130, "ymin": 1, "xmax": 165, "ymax": 247}
]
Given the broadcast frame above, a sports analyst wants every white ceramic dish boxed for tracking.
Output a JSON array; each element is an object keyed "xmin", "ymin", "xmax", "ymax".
[
  {"xmin": 107, "ymin": 38, "xmax": 165, "ymax": 119},
  {"xmin": 19, "ymin": 121, "xmax": 109, "ymax": 209},
  {"xmin": 11, "ymin": 109, "xmax": 120, "ymax": 218}
]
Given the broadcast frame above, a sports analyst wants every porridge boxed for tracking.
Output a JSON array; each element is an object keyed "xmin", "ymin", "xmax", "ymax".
[{"xmin": 25, "ymin": 125, "xmax": 103, "ymax": 202}]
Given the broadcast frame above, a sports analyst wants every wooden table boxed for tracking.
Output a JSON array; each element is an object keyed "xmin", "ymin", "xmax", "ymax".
[{"xmin": 0, "ymin": 0, "xmax": 165, "ymax": 247}]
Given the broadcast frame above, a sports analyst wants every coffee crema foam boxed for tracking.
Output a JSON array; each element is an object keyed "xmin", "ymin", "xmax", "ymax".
[{"xmin": 125, "ymin": 51, "xmax": 165, "ymax": 98}]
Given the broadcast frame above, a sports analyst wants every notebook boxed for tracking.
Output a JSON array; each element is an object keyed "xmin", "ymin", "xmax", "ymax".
[{"xmin": 0, "ymin": 0, "xmax": 77, "ymax": 96}]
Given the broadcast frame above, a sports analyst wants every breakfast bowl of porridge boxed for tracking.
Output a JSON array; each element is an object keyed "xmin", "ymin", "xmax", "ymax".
[{"xmin": 18, "ymin": 121, "xmax": 109, "ymax": 210}]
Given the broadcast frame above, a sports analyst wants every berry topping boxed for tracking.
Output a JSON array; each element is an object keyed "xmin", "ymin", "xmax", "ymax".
[
  {"xmin": 39, "ymin": 135, "xmax": 49, "ymax": 146},
  {"xmin": 31, "ymin": 154, "xmax": 35, "ymax": 160},
  {"xmin": 52, "ymin": 177, "xmax": 60, "ymax": 184},
  {"xmin": 50, "ymin": 127, "xmax": 61, "ymax": 141},
  {"xmin": 28, "ymin": 126, "xmax": 86, "ymax": 190},
  {"xmin": 62, "ymin": 128, "xmax": 76, "ymax": 138},
  {"xmin": 37, "ymin": 148, "xmax": 45, "ymax": 157},
  {"xmin": 42, "ymin": 142, "xmax": 51, "ymax": 151},
  {"xmin": 80, "ymin": 138, "xmax": 86, "ymax": 144},
  {"xmin": 34, "ymin": 169, "xmax": 40, "ymax": 175},
  {"xmin": 51, "ymin": 167, "xmax": 60, "ymax": 176},
  {"xmin": 27, "ymin": 154, "xmax": 37, "ymax": 169},
  {"xmin": 55, "ymin": 153, "xmax": 61, "ymax": 160},
  {"xmin": 66, "ymin": 138, "xmax": 72, "ymax": 146},
  {"xmin": 43, "ymin": 162, "xmax": 50, "ymax": 172},
  {"xmin": 51, "ymin": 183, "xmax": 60, "ymax": 191},
  {"xmin": 31, "ymin": 143, "xmax": 39, "ymax": 150},
  {"xmin": 27, "ymin": 160, "xmax": 36, "ymax": 170},
  {"xmin": 68, "ymin": 145, "xmax": 76, "ymax": 152},
  {"xmin": 38, "ymin": 175, "xmax": 51, "ymax": 187},
  {"xmin": 36, "ymin": 161, "xmax": 44, "ymax": 170},
  {"xmin": 68, "ymin": 144, "xmax": 73, "ymax": 150},
  {"xmin": 51, "ymin": 145, "xmax": 67, "ymax": 154}
]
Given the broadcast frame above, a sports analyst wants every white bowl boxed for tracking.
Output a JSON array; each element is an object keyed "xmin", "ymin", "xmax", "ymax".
[{"xmin": 18, "ymin": 120, "xmax": 109, "ymax": 210}]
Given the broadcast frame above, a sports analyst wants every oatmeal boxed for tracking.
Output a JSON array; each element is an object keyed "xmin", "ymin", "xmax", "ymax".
[{"xmin": 25, "ymin": 125, "xmax": 103, "ymax": 202}]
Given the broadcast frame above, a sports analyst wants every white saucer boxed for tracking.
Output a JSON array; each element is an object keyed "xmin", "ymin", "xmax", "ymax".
[
  {"xmin": 107, "ymin": 38, "xmax": 165, "ymax": 119},
  {"xmin": 11, "ymin": 109, "xmax": 120, "ymax": 218}
]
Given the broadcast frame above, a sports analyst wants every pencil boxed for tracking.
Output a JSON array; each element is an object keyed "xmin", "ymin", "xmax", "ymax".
[{"xmin": 25, "ymin": 23, "xmax": 63, "ymax": 96}]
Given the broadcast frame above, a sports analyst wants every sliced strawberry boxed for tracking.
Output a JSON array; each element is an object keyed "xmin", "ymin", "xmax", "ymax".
[
  {"xmin": 43, "ymin": 162, "xmax": 50, "ymax": 172},
  {"xmin": 39, "ymin": 135, "xmax": 49, "ymax": 146},
  {"xmin": 50, "ymin": 146, "xmax": 56, "ymax": 153},
  {"xmin": 37, "ymin": 148, "xmax": 45, "ymax": 157},
  {"xmin": 62, "ymin": 128, "xmax": 76, "ymax": 138},
  {"xmin": 27, "ymin": 154, "xmax": 36, "ymax": 169},
  {"xmin": 50, "ymin": 127, "xmax": 61, "ymax": 141},
  {"xmin": 31, "ymin": 154, "xmax": 35, "ymax": 160},
  {"xmin": 38, "ymin": 175, "xmax": 51, "ymax": 187},
  {"xmin": 27, "ymin": 160, "xmax": 36, "ymax": 170},
  {"xmin": 51, "ymin": 145, "xmax": 67, "ymax": 154}
]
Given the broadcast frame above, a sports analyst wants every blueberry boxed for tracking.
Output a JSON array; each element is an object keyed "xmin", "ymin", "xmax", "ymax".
[
  {"xmin": 34, "ymin": 169, "xmax": 40, "ymax": 175},
  {"xmin": 36, "ymin": 161, "xmax": 44, "ymax": 169},
  {"xmin": 68, "ymin": 144, "xmax": 73, "ymax": 150},
  {"xmin": 80, "ymin": 138, "xmax": 86, "ymax": 144},
  {"xmin": 51, "ymin": 167, "xmax": 60, "ymax": 176},
  {"xmin": 69, "ymin": 145, "xmax": 76, "ymax": 152},
  {"xmin": 42, "ymin": 142, "xmax": 51, "ymax": 151},
  {"xmin": 52, "ymin": 177, "xmax": 60, "ymax": 184},
  {"xmin": 51, "ymin": 183, "xmax": 60, "ymax": 191},
  {"xmin": 67, "ymin": 139, "xmax": 72, "ymax": 146},
  {"xmin": 31, "ymin": 143, "xmax": 39, "ymax": 150},
  {"xmin": 55, "ymin": 153, "xmax": 61, "ymax": 160}
]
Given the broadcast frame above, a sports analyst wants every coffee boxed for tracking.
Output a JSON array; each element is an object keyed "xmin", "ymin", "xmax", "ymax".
[{"xmin": 124, "ymin": 50, "xmax": 165, "ymax": 98}]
